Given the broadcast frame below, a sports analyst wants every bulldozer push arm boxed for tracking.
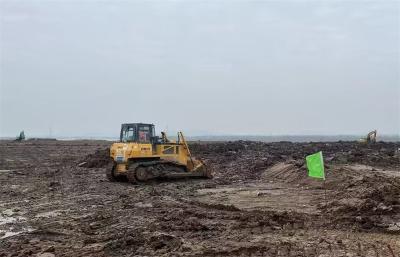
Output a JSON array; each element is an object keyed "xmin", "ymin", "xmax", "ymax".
[{"xmin": 178, "ymin": 131, "xmax": 195, "ymax": 169}]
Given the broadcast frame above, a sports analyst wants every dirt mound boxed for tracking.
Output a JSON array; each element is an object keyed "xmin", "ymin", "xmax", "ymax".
[
  {"xmin": 79, "ymin": 148, "xmax": 111, "ymax": 168},
  {"xmin": 262, "ymin": 161, "xmax": 400, "ymax": 231},
  {"xmin": 324, "ymin": 173, "xmax": 400, "ymax": 231},
  {"xmin": 262, "ymin": 161, "xmax": 306, "ymax": 183}
]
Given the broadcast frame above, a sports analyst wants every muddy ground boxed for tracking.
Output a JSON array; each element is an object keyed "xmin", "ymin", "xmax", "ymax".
[{"xmin": 0, "ymin": 140, "xmax": 399, "ymax": 257}]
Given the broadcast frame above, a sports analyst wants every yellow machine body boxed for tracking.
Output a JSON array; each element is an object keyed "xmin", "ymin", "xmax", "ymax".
[
  {"xmin": 108, "ymin": 123, "xmax": 210, "ymax": 182},
  {"xmin": 110, "ymin": 142, "xmax": 200, "ymax": 173}
]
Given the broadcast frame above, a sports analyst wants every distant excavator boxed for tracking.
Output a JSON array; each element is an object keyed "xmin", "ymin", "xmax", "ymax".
[
  {"xmin": 108, "ymin": 123, "xmax": 212, "ymax": 183},
  {"xmin": 15, "ymin": 131, "xmax": 25, "ymax": 142},
  {"xmin": 359, "ymin": 130, "xmax": 377, "ymax": 144}
]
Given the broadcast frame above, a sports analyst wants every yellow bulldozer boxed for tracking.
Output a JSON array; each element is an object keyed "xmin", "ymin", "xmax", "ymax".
[{"xmin": 108, "ymin": 123, "xmax": 212, "ymax": 183}]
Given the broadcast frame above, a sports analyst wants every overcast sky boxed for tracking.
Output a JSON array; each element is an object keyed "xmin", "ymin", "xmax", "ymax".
[{"xmin": 0, "ymin": 0, "xmax": 399, "ymax": 137}]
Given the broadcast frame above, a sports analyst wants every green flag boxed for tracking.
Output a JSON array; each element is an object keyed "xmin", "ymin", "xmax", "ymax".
[{"xmin": 306, "ymin": 151, "xmax": 325, "ymax": 180}]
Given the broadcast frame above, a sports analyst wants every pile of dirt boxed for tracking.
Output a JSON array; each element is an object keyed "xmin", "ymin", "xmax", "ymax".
[
  {"xmin": 323, "ymin": 173, "xmax": 400, "ymax": 231},
  {"xmin": 79, "ymin": 148, "xmax": 111, "ymax": 168},
  {"xmin": 261, "ymin": 161, "xmax": 306, "ymax": 183},
  {"xmin": 261, "ymin": 161, "xmax": 400, "ymax": 231}
]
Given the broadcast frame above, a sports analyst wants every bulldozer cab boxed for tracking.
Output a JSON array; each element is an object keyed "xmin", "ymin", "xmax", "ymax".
[{"xmin": 120, "ymin": 123, "xmax": 155, "ymax": 143}]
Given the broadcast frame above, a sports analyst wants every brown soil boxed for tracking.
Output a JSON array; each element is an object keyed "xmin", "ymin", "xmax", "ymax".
[{"xmin": 0, "ymin": 140, "xmax": 399, "ymax": 257}]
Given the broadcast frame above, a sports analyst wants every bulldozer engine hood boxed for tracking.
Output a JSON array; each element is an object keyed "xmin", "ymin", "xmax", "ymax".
[{"xmin": 110, "ymin": 143, "xmax": 136, "ymax": 163}]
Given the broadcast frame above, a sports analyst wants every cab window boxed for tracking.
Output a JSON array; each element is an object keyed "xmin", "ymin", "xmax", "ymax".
[
  {"xmin": 122, "ymin": 127, "xmax": 135, "ymax": 142},
  {"xmin": 138, "ymin": 125, "xmax": 151, "ymax": 143}
]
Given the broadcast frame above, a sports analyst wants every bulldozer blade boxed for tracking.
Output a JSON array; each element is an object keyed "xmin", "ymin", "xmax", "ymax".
[{"xmin": 165, "ymin": 163, "xmax": 212, "ymax": 179}]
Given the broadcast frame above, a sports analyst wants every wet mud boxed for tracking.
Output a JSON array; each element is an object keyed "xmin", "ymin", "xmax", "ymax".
[{"xmin": 0, "ymin": 140, "xmax": 399, "ymax": 256}]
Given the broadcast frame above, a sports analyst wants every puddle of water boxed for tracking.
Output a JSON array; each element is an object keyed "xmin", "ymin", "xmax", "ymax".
[
  {"xmin": 0, "ymin": 230, "xmax": 22, "ymax": 239},
  {"xmin": 0, "ymin": 227, "xmax": 34, "ymax": 239},
  {"xmin": 0, "ymin": 211, "xmax": 32, "ymax": 239},
  {"xmin": 0, "ymin": 216, "xmax": 16, "ymax": 226},
  {"xmin": 2, "ymin": 209, "xmax": 15, "ymax": 216}
]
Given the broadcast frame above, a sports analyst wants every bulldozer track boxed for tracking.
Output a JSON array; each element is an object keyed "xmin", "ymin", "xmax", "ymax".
[
  {"xmin": 126, "ymin": 160, "xmax": 187, "ymax": 183},
  {"xmin": 107, "ymin": 163, "xmax": 127, "ymax": 182},
  {"xmin": 126, "ymin": 162, "xmax": 139, "ymax": 183},
  {"xmin": 106, "ymin": 163, "xmax": 117, "ymax": 182},
  {"xmin": 107, "ymin": 159, "xmax": 212, "ymax": 183}
]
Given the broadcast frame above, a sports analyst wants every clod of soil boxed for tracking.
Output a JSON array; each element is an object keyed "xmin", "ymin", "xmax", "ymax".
[{"xmin": 79, "ymin": 148, "xmax": 111, "ymax": 168}]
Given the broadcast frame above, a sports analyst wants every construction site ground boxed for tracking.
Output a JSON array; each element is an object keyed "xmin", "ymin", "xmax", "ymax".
[{"xmin": 0, "ymin": 140, "xmax": 399, "ymax": 257}]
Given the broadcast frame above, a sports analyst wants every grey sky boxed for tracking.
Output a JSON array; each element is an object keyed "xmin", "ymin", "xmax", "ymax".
[{"xmin": 0, "ymin": 0, "xmax": 399, "ymax": 137}]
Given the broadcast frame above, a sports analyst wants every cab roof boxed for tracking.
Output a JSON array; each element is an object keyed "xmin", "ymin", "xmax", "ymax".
[{"xmin": 121, "ymin": 123, "xmax": 154, "ymax": 127}]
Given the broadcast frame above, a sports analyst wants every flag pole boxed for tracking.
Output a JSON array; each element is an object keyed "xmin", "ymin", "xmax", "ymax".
[
  {"xmin": 323, "ymin": 179, "xmax": 327, "ymax": 207},
  {"xmin": 323, "ymin": 175, "xmax": 328, "ymax": 229},
  {"xmin": 322, "ymin": 151, "xmax": 327, "ymax": 208}
]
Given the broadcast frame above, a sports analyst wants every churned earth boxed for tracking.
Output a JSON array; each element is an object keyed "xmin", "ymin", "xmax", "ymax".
[{"xmin": 0, "ymin": 139, "xmax": 399, "ymax": 257}]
